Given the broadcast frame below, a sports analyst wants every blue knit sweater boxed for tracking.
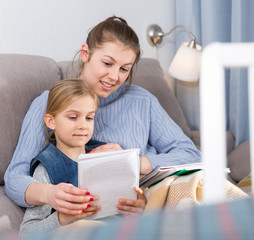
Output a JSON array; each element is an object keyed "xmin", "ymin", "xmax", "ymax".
[{"xmin": 4, "ymin": 83, "xmax": 201, "ymax": 207}]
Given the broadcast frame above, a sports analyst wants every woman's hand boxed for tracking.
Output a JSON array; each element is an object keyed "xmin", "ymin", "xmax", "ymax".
[
  {"xmin": 88, "ymin": 143, "xmax": 122, "ymax": 154},
  {"xmin": 140, "ymin": 156, "xmax": 153, "ymax": 175},
  {"xmin": 58, "ymin": 203, "xmax": 100, "ymax": 225},
  {"xmin": 116, "ymin": 186, "xmax": 147, "ymax": 216}
]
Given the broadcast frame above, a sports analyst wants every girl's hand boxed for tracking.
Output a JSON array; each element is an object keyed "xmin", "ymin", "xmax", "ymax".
[
  {"xmin": 88, "ymin": 143, "xmax": 122, "ymax": 154},
  {"xmin": 116, "ymin": 186, "xmax": 147, "ymax": 216},
  {"xmin": 58, "ymin": 204, "xmax": 100, "ymax": 225},
  {"xmin": 46, "ymin": 183, "xmax": 98, "ymax": 215}
]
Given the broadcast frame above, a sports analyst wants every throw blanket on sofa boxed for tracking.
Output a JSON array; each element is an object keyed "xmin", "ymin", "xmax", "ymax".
[
  {"xmin": 144, "ymin": 170, "xmax": 249, "ymax": 212},
  {"xmin": 236, "ymin": 173, "xmax": 252, "ymax": 196}
]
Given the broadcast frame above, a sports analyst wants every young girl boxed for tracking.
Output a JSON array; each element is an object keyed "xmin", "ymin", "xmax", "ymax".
[
  {"xmin": 5, "ymin": 16, "xmax": 200, "ymax": 216},
  {"xmin": 20, "ymin": 79, "xmax": 146, "ymax": 236}
]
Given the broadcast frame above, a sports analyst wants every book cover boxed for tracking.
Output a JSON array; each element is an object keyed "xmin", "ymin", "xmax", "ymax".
[{"xmin": 78, "ymin": 148, "xmax": 140, "ymax": 220}]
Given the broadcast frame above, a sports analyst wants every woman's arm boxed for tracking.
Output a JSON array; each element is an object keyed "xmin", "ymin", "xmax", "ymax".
[
  {"xmin": 145, "ymin": 96, "xmax": 201, "ymax": 168},
  {"xmin": 140, "ymin": 156, "xmax": 153, "ymax": 175},
  {"xmin": 4, "ymin": 91, "xmax": 49, "ymax": 207},
  {"xmin": 87, "ymin": 143, "xmax": 122, "ymax": 153}
]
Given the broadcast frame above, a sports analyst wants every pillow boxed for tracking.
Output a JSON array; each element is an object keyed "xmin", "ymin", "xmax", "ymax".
[{"xmin": 0, "ymin": 54, "xmax": 60, "ymax": 184}]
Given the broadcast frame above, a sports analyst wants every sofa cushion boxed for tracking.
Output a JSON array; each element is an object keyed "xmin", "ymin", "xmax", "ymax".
[
  {"xmin": 0, "ymin": 54, "xmax": 61, "ymax": 184},
  {"xmin": 192, "ymin": 130, "xmax": 235, "ymax": 156},
  {"xmin": 57, "ymin": 58, "xmax": 192, "ymax": 138}
]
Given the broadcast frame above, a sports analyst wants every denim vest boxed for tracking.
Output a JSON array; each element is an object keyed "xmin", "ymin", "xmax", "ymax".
[{"xmin": 30, "ymin": 140, "xmax": 105, "ymax": 187}]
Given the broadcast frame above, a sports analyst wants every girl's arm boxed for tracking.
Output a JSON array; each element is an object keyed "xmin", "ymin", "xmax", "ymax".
[
  {"xmin": 25, "ymin": 182, "xmax": 94, "ymax": 215},
  {"xmin": 116, "ymin": 186, "xmax": 147, "ymax": 216},
  {"xmin": 20, "ymin": 164, "xmax": 62, "ymax": 236}
]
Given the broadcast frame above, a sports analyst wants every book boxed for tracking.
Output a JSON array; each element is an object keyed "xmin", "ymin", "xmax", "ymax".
[
  {"xmin": 78, "ymin": 148, "xmax": 140, "ymax": 220},
  {"xmin": 139, "ymin": 162, "xmax": 230, "ymax": 189}
]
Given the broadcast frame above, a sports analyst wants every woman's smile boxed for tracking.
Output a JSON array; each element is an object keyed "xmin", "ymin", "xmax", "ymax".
[{"xmin": 99, "ymin": 80, "xmax": 115, "ymax": 91}]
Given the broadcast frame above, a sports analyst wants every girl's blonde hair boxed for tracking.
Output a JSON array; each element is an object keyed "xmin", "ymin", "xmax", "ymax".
[
  {"xmin": 45, "ymin": 78, "xmax": 99, "ymax": 143},
  {"xmin": 73, "ymin": 16, "xmax": 141, "ymax": 84}
]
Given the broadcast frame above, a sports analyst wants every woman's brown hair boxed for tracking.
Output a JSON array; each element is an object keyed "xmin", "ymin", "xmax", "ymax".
[{"xmin": 73, "ymin": 16, "xmax": 140, "ymax": 84}]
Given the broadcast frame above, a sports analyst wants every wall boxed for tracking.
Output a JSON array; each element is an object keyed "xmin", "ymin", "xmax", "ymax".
[{"xmin": 0, "ymin": 0, "xmax": 176, "ymax": 88}]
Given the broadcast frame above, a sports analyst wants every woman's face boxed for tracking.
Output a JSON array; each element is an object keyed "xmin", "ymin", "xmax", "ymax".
[{"xmin": 80, "ymin": 41, "xmax": 136, "ymax": 98}]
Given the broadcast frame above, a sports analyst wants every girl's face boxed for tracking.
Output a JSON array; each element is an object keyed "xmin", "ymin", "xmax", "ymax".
[
  {"xmin": 80, "ymin": 41, "xmax": 136, "ymax": 98},
  {"xmin": 45, "ymin": 95, "xmax": 96, "ymax": 158}
]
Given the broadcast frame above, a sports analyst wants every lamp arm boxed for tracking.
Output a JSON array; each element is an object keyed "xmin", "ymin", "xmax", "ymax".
[
  {"xmin": 147, "ymin": 24, "xmax": 198, "ymax": 47},
  {"xmin": 163, "ymin": 25, "xmax": 196, "ymax": 42}
]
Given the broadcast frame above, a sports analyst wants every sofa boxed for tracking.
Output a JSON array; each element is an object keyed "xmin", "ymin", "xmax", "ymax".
[{"xmin": 0, "ymin": 54, "xmax": 250, "ymax": 233}]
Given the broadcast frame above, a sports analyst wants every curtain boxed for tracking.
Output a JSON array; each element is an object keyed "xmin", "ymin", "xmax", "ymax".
[{"xmin": 174, "ymin": 0, "xmax": 254, "ymax": 146}]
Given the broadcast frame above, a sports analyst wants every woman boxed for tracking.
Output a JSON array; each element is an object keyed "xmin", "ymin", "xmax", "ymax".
[{"xmin": 4, "ymin": 16, "xmax": 200, "ymax": 216}]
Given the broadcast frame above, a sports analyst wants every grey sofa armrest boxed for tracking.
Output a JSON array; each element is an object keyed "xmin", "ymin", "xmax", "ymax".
[
  {"xmin": 228, "ymin": 141, "xmax": 250, "ymax": 183},
  {"xmin": 190, "ymin": 130, "xmax": 201, "ymax": 150},
  {"xmin": 0, "ymin": 54, "xmax": 61, "ymax": 185},
  {"xmin": 0, "ymin": 187, "xmax": 25, "ymax": 232},
  {"xmin": 191, "ymin": 130, "xmax": 235, "ymax": 156},
  {"xmin": 226, "ymin": 132, "xmax": 235, "ymax": 156},
  {"xmin": 0, "ymin": 54, "xmax": 62, "ymax": 232}
]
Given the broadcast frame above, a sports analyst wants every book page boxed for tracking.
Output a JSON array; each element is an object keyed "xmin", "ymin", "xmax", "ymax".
[{"xmin": 78, "ymin": 149, "xmax": 140, "ymax": 220}]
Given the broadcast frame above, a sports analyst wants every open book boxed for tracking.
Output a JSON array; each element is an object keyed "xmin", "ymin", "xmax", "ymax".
[
  {"xmin": 78, "ymin": 148, "xmax": 140, "ymax": 220},
  {"xmin": 140, "ymin": 162, "xmax": 230, "ymax": 189}
]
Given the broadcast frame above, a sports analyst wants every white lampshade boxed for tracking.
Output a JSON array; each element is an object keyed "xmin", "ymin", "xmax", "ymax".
[{"xmin": 168, "ymin": 42, "xmax": 202, "ymax": 82}]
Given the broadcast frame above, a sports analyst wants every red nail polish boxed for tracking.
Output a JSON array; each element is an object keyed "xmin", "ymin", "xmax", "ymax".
[
  {"xmin": 87, "ymin": 203, "xmax": 91, "ymax": 208},
  {"xmin": 82, "ymin": 209, "xmax": 86, "ymax": 213},
  {"xmin": 85, "ymin": 191, "xmax": 90, "ymax": 195},
  {"xmin": 89, "ymin": 197, "xmax": 94, "ymax": 201}
]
